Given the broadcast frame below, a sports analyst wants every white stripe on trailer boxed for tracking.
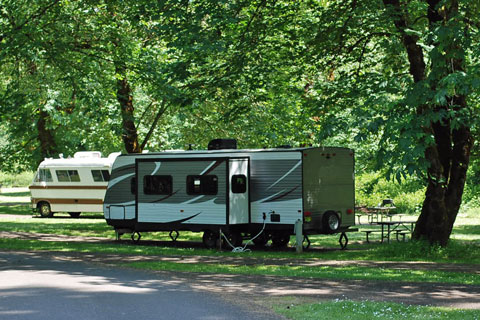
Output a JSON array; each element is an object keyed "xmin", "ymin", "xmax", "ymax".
[
  {"xmin": 151, "ymin": 162, "xmax": 162, "ymax": 175},
  {"xmin": 200, "ymin": 161, "xmax": 217, "ymax": 175},
  {"xmin": 108, "ymin": 173, "xmax": 135, "ymax": 188}
]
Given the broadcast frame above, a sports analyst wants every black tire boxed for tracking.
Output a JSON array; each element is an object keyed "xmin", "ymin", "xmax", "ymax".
[
  {"xmin": 271, "ymin": 232, "xmax": 290, "ymax": 247},
  {"xmin": 223, "ymin": 231, "xmax": 242, "ymax": 248},
  {"xmin": 202, "ymin": 230, "xmax": 219, "ymax": 249},
  {"xmin": 38, "ymin": 202, "xmax": 53, "ymax": 218},
  {"xmin": 252, "ymin": 232, "xmax": 269, "ymax": 247},
  {"xmin": 69, "ymin": 212, "xmax": 81, "ymax": 218},
  {"xmin": 323, "ymin": 211, "xmax": 340, "ymax": 233}
]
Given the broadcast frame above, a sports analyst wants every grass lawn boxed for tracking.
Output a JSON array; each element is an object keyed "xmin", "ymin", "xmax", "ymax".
[{"xmin": 273, "ymin": 299, "xmax": 480, "ymax": 320}]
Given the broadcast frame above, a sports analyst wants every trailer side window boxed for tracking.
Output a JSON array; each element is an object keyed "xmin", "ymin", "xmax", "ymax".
[
  {"xmin": 231, "ymin": 175, "xmax": 247, "ymax": 193},
  {"xmin": 91, "ymin": 170, "xmax": 110, "ymax": 182},
  {"xmin": 34, "ymin": 169, "xmax": 53, "ymax": 182},
  {"xmin": 144, "ymin": 175, "xmax": 172, "ymax": 195},
  {"xmin": 186, "ymin": 175, "xmax": 218, "ymax": 195},
  {"xmin": 56, "ymin": 170, "xmax": 80, "ymax": 182}
]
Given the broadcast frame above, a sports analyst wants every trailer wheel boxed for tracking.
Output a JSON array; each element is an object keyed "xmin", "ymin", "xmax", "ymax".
[
  {"xmin": 68, "ymin": 212, "xmax": 81, "ymax": 218},
  {"xmin": 202, "ymin": 230, "xmax": 219, "ymax": 249},
  {"xmin": 323, "ymin": 211, "xmax": 340, "ymax": 233},
  {"xmin": 38, "ymin": 202, "xmax": 53, "ymax": 218},
  {"xmin": 223, "ymin": 231, "xmax": 242, "ymax": 248},
  {"xmin": 272, "ymin": 233, "xmax": 290, "ymax": 247},
  {"xmin": 252, "ymin": 232, "xmax": 268, "ymax": 247}
]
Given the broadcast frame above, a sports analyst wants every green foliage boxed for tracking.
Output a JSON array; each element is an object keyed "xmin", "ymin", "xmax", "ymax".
[
  {"xmin": 0, "ymin": 172, "xmax": 34, "ymax": 187},
  {"xmin": 356, "ymin": 172, "xmax": 425, "ymax": 213}
]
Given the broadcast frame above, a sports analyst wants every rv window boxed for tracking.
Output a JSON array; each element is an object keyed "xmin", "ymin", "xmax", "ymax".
[
  {"xmin": 144, "ymin": 175, "xmax": 172, "ymax": 195},
  {"xmin": 56, "ymin": 170, "xmax": 81, "ymax": 182},
  {"xmin": 231, "ymin": 175, "xmax": 247, "ymax": 193},
  {"xmin": 91, "ymin": 170, "xmax": 110, "ymax": 182},
  {"xmin": 34, "ymin": 169, "xmax": 53, "ymax": 182},
  {"xmin": 186, "ymin": 175, "xmax": 218, "ymax": 195}
]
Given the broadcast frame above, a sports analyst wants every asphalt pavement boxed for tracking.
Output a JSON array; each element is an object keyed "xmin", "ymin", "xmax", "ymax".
[{"xmin": 0, "ymin": 252, "xmax": 281, "ymax": 320}]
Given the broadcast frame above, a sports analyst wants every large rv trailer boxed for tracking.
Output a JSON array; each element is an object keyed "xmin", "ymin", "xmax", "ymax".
[
  {"xmin": 103, "ymin": 144, "xmax": 355, "ymax": 248},
  {"xmin": 30, "ymin": 151, "xmax": 120, "ymax": 218}
]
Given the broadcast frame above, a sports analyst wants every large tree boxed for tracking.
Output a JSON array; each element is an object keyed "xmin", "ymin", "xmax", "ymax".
[{"xmin": 302, "ymin": 0, "xmax": 479, "ymax": 245}]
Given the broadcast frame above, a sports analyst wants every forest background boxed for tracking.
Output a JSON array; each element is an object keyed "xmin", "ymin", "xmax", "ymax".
[{"xmin": 0, "ymin": 0, "xmax": 478, "ymax": 246}]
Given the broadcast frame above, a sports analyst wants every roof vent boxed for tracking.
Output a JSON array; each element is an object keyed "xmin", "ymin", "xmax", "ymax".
[
  {"xmin": 208, "ymin": 139, "xmax": 237, "ymax": 150},
  {"xmin": 74, "ymin": 151, "xmax": 102, "ymax": 159}
]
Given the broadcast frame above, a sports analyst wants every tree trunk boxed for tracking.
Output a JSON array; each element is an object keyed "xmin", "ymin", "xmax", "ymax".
[
  {"xmin": 115, "ymin": 65, "xmax": 142, "ymax": 154},
  {"xmin": 384, "ymin": 0, "xmax": 472, "ymax": 246},
  {"xmin": 37, "ymin": 107, "xmax": 57, "ymax": 160}
]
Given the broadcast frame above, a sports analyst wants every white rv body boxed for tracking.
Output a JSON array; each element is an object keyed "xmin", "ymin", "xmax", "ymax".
[
  {"xmin": 29, "ymin": 152, "xmax": 120, "ymax": 217},
  {"xmin": 103, "ymin": 146, "xmax": 355, "ymax": 248}
]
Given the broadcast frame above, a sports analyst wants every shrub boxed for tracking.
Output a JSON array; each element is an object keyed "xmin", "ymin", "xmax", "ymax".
[
  {"xmin": 0, "ymin": 171, "xmax": 34, "ymax": 187},
  {"xmin": 356, "ymin": 172, "xmax": 424, "ymax": 214}
]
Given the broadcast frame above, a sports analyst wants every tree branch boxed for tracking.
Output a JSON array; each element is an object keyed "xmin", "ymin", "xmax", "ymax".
[{"xmin": 140, "ymin": 100, "xmax": 169, "ymax": 150}]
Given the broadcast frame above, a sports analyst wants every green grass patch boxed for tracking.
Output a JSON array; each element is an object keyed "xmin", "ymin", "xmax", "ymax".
[
  {"xmin": 0, "ymin": 213, "xmax": 479, "ymax": 264},
  {"xmin": 0, "ymin": 237, "xmax": 477, "ymax": 285},
  {"xmin": 0, "ymin": 237, "xmax": 216, "ymax": 256},
  {"xmin": 0, "ymin": 217, "xmax": 113, "ymax": 237},
  {"xmin": 275, "ymin": 300, "xmax": 480, "ymax": 320},
  {"xmin": 0, "ymin": 205, "xmax": 31, "ymax": 215}
]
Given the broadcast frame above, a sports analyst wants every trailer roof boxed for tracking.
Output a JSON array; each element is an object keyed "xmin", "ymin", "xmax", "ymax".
[{"xmin": 117, "ymin": 146, "xmax": 353, "ymax": 157}]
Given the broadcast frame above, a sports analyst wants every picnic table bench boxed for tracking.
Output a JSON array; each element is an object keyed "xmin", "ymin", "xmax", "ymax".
[{"xmin": 361, "ymin": 220, "xmax": 416, "ymax": 243}]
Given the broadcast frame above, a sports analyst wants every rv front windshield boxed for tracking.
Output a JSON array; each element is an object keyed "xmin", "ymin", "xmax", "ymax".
[{"xmin": 34, "ymin": 169, "xmax": 53, "ymax": 182}]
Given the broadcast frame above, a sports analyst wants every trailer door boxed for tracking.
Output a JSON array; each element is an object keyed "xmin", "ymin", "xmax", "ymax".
[{"xmin": 229, "ymin": 158, "xmax": 249, "ymax": 224}]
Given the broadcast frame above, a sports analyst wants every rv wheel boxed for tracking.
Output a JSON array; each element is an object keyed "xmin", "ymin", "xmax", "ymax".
[
  {"xmin": 271, "ymin": 233, "xmax": 290, "ymax": 247},
  {"xmin": 323, "ymin": 211, "xmax": 340, "ymax": 233},
  {"xmin": 202, "ymin": 230, "xmax": 219, "ymax": 249},
  {"xmin": 223, "ymin": 231, "xmax": 242, "ymax": 248},
  {"xmin": 252, "ymin": 232, "xmax": 269, "ymax": 247},
  {"xmin": 38, "ymin": 202, "xmax": 53, "ymax": 218},
  {"xmin": 68, "ymin": 212, "xmax": 81, "ymax": 218}
]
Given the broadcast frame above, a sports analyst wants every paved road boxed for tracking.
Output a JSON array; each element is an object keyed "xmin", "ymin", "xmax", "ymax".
[{"xmin": 0, "ymin": 252, "xmax": 281, "ymax": 320}]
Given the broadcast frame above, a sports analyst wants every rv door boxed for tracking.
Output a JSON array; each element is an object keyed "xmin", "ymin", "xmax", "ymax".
[{"xmin": 229, "ymin": 158, "xmax": 249, "ymax": 224}]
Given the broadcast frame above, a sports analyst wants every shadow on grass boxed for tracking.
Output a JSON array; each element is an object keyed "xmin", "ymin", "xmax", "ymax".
[
  {"xmin": 0, "ymin": 205, "xmax": 31, "ymax": 215},
  {"xmin": 454, "ymin": 225, "xmax": 480, "ymax": 236},
  {"xmin": 0, "ymin": 191, "xmax": 30, "ymax": 197}
]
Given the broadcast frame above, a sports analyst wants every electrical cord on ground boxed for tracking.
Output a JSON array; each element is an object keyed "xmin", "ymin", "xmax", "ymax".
[{"xmin": 221, "ymin": 212, "xmax": 269, "ymax": 253}]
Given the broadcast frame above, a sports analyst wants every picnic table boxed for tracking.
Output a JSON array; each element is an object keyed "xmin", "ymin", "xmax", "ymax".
[
  {"xmin": 375, "ymin": 220, "xmax": 416, "ymax": 243},
  {"xmin": 355, "ymin": 206, "xmax": 399, "ymax": 224}
]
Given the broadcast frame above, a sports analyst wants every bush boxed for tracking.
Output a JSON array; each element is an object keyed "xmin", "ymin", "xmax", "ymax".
[
  {"xmin": 356, "ymin": 172, "xmax": 424, "ymax": 214},
  {"xmin": 0, "ymin": 171, "xmax": 34, "ymax": 187}
]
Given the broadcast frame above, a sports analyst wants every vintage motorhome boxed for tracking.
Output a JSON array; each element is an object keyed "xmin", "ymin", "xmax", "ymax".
[
  {"xmin": 103, "ymin": 141, "xmax": 355, "ymax": 248},
  {"xmin": 30, "ymin": 151, "xmax": 120, "ymax": 218}
]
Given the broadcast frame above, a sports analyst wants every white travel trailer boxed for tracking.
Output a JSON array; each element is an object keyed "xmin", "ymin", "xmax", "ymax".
[
  {"xmin": 30, "ymin": 151, "xmax": 120, "ymax": 218},
  {"xmin": 103, "ymin": 140, "xmax": 356, "ymax": 248}
]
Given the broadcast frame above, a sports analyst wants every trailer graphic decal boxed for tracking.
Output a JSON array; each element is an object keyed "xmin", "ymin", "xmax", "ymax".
[
  {"xmin": 262, "ymin": 185, "xmax": 300, "ymax": 203},
  {"xmin": 200, "ymin": 160, "xmax": 225, "ymax": 176},
  {"xmin": 151, "ymin": 190, "xmax": 180, "ymax": 203},
  {"xmin": 267, "ymin": 160, "xmax": 302, "ymax": 190}
]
